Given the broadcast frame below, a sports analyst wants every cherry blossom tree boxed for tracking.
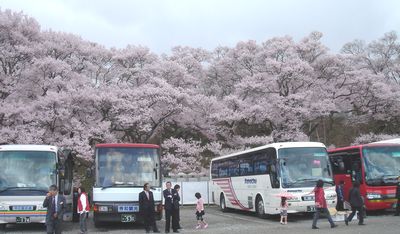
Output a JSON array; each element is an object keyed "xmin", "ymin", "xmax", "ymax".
[{"xmin": 1, "ymin": 9, "xmax": 400, "ymax": 174}]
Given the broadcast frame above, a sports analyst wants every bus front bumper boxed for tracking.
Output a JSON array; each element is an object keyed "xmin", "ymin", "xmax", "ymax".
[
  {"xmin": 286, "ymin": 199, "xmax": 336, "ymax": 213},
  {"xmin": 0, "ymin": 214, "xmax": 46, "ymax": 224},
  {"xmin": 365, "ymin": 199, "xmax": 398, "ymax": 210},
  {"xmin": 93, "ymin": 202, "xmax": 162, "ymax": 224}
]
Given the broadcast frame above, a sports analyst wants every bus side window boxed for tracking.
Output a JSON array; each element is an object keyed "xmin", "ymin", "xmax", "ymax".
[
  {"xmin": 331, "ymin": 157, "xmax": 346, "ymax": 174},
  {"xmin": 266, "ymin": 148, "xmax": 280, "ymax": 188},
  {"xmin": 239, "ymin": 157, "xmax": 253, "ymax": 176},
  {"xmin": 211, "ymin": 161, "xmax": 219, "ymax": 178}
]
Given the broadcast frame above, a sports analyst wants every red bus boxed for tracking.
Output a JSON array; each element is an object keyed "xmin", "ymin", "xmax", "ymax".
[{"xmin": 328, "ymin": 143, "xmax": 400, "ymax": 210}]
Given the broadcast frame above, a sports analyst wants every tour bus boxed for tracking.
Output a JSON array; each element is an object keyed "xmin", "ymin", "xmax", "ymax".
[
  {"xmin": 328, "ymin": 143, "xmax": 400, "ymax": 210},
  {"xmin": 92, "ymin": 143, "xmax": 162, "ymax": 227},
  {"xmin": 0, "ymin": 145, "xmax": 74, "ymax": 228},
  {"xmin": 210, "ymin": 142, "xmax": 336, "ymax": 217}
]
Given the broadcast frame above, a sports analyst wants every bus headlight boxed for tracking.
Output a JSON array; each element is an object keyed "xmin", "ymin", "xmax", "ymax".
[
  {"xmin": 287, "ymin": 197, "xmax": 300, "ymax": 202},
  {"xmin": 366, "ymin": 193, "xmax": 382, "ymax": 200},
  {"xmin": 326, "ymin": 194, "xmax": 337, "ymax": 200},
  {"xmin": 98, "ymin": 206, "xmax": 110, "ymax": 212}
]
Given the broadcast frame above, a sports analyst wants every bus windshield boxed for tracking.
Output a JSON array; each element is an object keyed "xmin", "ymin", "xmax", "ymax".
[
  {"xmin": 363, "ymin": 146, "xmax": 400, "ymax": 186},
  {"xmin": 0, "ymin": 151, "xmax": 56, "ymax": 195},
  {"xmin": 96, "ymin": 147, "xmax": 160, "ymax": 188},
  {"xmin": 279, "ymin": 147, "xmax": 333, "ymax": 188}
]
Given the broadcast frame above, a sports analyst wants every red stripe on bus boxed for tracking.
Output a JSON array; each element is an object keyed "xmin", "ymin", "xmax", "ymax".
[{"xmin": 213, "ymin": 178, "xmax": 251, "ymax": 211}]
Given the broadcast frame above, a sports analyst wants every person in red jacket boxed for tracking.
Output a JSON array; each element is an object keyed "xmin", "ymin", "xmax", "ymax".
[
  {"xmin": 311, "ymin": 179, "xmax": 337, "ymax": 229},
  {"xmin": 77, "ymin": 187, "xmax": 90, "ymax": 234}
]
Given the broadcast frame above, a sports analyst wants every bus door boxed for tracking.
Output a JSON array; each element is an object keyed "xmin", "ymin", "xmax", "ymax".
[{"xmin": 330, "ymin": 149, "xmax": 362, "ymax": 201}]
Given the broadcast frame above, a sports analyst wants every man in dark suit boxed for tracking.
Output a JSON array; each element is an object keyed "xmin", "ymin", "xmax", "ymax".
[
  {"xmin": 163, "ymin": 181, "xmax": 178, "ymax": 233},
  {"xmin": 172, "ymin": 184, "xmax": 181, "ymax": 230},
  {"xmin": 139, "ymin": 183, "xmax": 160, "ymax": 233},
  {"xmin": 43, "ymin": 184, "xmax": 66, "ymax": 234}
]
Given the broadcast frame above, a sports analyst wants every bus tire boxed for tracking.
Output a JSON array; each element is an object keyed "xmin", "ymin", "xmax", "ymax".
[
  {"xmin": 255, "ymin": 197, "xmax": 266, "ymax": 219},
  {"xmin": 220, "ymin": 194, "xmax": 228, "ymax": 212},
  {"xmin": 94, "ymin": 220, "xmax": 101, "ymax": 228},
  {"xmin": 0, "ymin": 224, "xmax": 5, "ymax": 230}
]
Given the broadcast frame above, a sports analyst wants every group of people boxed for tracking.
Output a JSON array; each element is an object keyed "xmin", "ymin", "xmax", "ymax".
[
  {"xmin": 279, "ymin": 176, "xmax": 400, "ymax": 229},
  {"xmin": 42, "ymin": 176, "xmax": 400, "ymax": 233},
  {"xmin": 138, "ymin": 181, "xmax": 207, "ymax": 233},
  {"xmin": 43, "ymin": 185, "xmax": 89, "ymax": 234},
  {"xmin": 311, "ymin": 177, "xmax": 400, "ymax": 229}
]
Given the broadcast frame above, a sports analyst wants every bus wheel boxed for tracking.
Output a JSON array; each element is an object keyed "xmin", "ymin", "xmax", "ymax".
[
  {"xmin": 0, "ymin": 224, "xmax": 6, "ymax": 230},
  {"xmin": 94, "ymin": 221, "xmax": 101, "ymax": 228},
  {"xmin": 220, "ymin": 194, "xmax": 228, "ymax": 212},
  {"xmin": 256, "ymin": 197, "xmax": 266, "ymax": 218}
]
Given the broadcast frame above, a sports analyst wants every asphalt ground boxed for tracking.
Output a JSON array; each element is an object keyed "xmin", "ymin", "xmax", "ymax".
[{"xmin": 1, "ymin": 206, "xmax": 399, "ymax": 234}]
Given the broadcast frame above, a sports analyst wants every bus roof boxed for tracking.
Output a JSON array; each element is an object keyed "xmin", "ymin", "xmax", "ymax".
[
  {"xmin": 328, "ymin": 143, "xmax": 400, "ymax": 153},
  {"xmin": 0, "ymin": 144, "xmax": 58, "ymax": 152},
  {"xmin": 211, "ymin": 141, "xmax": 326, "ymax": 162},
  {"xmin": 372, "ymin": 138, "xmax": 400, "ymax": 144},
  {"xmin": 95, "ymin": 143, "xmax": 160, "ymax": 149}
]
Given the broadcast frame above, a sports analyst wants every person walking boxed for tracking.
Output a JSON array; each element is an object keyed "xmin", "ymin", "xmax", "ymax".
[
  {"xmin": 280, "ymin": 197, "xmax": 288, "ymax": 225},
  {"xmin": 395, "ymin": 176, "xmax": 400, "ymax": 216},
  {"xmin": 336, "ymin": 180, "xmax": 345, "ymax": 211},
  {"xmin": 195, "ymin": 192, "xmax": 208, "ymax": 229},
  {"xmin": 311, "ymin": 180, "xmax": 337, "ymax": 229},
  {"xmin": 163, "ymin": 181, "xmax": 178, "ymax": 233},
  {"xmin": 43, "ymin": 184, "xmax": 66, "ymax": 234},
  {"xmin": 77, "ymin": 187, "xmax": 90, "ymax": 234},
  {"xmin": 139, "ymin": 183, "xmax": 160, "ymax": 233},
  {"xmin": 345, "ymin": 181, "xmax": 365, "ymax": 225},
  {"xmin": 172, "ymin": 184, "xmax": 182, "ymax": 230}
]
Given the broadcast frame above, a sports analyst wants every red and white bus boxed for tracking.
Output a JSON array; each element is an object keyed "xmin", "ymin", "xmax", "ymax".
[
  {"xmin": 328, "ymin": 143, "xmax": 400, "ymax": 210},
  {"xmin": 92, "ymin": 143, "xmax": 162, "ymax": 227}
]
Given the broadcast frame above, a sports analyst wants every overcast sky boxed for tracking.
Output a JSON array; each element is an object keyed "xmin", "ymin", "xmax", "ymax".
[{"xmin": 0, "ymin": 0, "xmax": 399, "ymax": 54}]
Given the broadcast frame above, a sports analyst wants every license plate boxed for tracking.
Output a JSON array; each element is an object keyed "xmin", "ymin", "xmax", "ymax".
[
  {"xmin": 307, "ymin": 206, "xmax": 316, "ymax": 212},
  {"xmin": 118, "ymin": 205, "xmax": 138, "ymax": 212},
  {"xmin": 12, "ymin": 205, "xmax": 34, "ymax": 211},
  {"xmin": 121, "ymin": 214, "xmax": 134, "ymax": 222},
  {"xmin": 16, "ymin": 217, "xmax": 30, "ymax": 223},
  {"xmin": 303, "ymin": 196, "xmax": 314, "ymax": 201}
]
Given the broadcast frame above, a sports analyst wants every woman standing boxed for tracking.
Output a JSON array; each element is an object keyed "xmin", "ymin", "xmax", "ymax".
[
  {"xmin": 77, "ymin": 187, "xmax": 90, "ymax": 234},
  {"xmin": 311, "ymin": 180, "xmax": 337, "ymax": 229}
]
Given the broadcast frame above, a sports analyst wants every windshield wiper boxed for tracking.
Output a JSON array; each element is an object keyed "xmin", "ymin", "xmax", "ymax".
[
  {"xmin": 366, "ymin": 178, "xmax": 383, "ymax": 185},
  {"xmin": 382, "ymin": 174, "xmax": 399, "ymax": 180},
  {"xmin": 0, "ymin": 187, "xmax": 21, "ymax": 193},
  {"xmin": 0, "ymin": 187, "xmax": 47, "ymax": 193},
  {"xmin": 321, "ymin": 179, "xmax": 335, "ymax": 185}
]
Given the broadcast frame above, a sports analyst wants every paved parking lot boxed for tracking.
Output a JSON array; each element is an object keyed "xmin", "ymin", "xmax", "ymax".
[{"xmin": 1, "ymin": 206, "xmax": 399, "ymax": 233}]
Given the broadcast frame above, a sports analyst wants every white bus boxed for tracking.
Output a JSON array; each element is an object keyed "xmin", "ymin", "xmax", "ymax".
[
  {"xmin": 0, "ymin": 145, "xmax": 74, "ymax": 228},
  {"xmin": 92, "ymin": 143, "xmax": 162, "ymax": 227},
  {"xmin": 210, "ymin": 142, "xmax": 336, "ymax": 217}
]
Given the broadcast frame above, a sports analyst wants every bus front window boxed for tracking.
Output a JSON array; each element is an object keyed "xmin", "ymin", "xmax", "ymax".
[
  {"xmin": 0, "ymin": 151, "xmax": 56, "ymax": 194},
  {"xmin": 97, "ymin": 148, "xmax": 160, "ymax": 188},
  {"xmin": 279, "ymin": 147, "xmax": 333, "ymax": 188},
  {"xmin": 363, "ymin": 146, "xmax": 400, "ymax": 186}
]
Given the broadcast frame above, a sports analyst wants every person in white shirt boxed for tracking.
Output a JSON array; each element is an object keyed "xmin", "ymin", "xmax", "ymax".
[{"xmin": 77, "ymin": 187, "xmax": 90, "ymax": 234}]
